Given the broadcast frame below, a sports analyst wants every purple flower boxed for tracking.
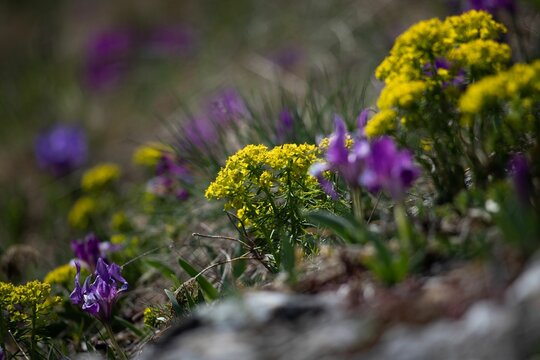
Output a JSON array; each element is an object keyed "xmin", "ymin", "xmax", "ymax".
[
  {"xmin": 35, "ymin": 124, "xmax": 87, "ymax": 176},
  {"xmin": 84, "ymin": 29, "xmax": 135, "ymax": 91},
  {"xmin": 70, "ymin": 258, "xmax": 128, "ymax": 323},
  {"xmin": 156, "ymin": 154, "xmax": 190, "ymax": 178},
  {"xmin": 510, "ymin": 154, "xmax": 532, "ymax": 205},
  {"xmin": 360, "ymin": 137, "xmax": 420, "ymax": 200},
  {"xmin": 144, "ymin": 25, "xmax": 196, "ymax": 57},
  {"xmin": 0, "ymin": 345, "xmax": 4, "ymax": 360},
  {"xmin": 467, "ymin": 0, "xmax": 515, "ymax": 13},
  {"xmin": 71, "ymin": 233, "xmax": 120, "ymax": 271},
  {"xmin": 146, "ymin": 154, "xmax": 191, "ymax": 201},
  {"xmin": 206, "ymin": 88, "xmax": 248, "ymax": 124},
  {"xmin": 182, "ymin": 116, "xmax": 218, "ymax": 151},
  {"xmin": 326, "ymin": 116, "xmax": 371, "ymax": 187},
  {"xmin": 276, "ymin": 108, "xmax": 295, "ymax": 142},
  {"xmin": 310, "ymin": 116, "xmax": 370, "ymax": 196}
]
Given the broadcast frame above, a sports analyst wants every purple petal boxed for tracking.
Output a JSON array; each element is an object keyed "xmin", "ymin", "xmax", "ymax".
[{"xmin": 326, "ymin": 116, "xmax": 349, "ymax": 166}]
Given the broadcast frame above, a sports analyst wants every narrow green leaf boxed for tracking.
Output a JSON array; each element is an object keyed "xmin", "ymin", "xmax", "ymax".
[
  {"xmin": 178, "ymin": 258, "xmax": 219, "ymax": 301},
  {"xmin": 113, "ymin": 316, "xmax": 145, "ymax": 337},
  {"xmin": 164, "ymin": 289, "xmax": 182, "ymax": 317},
  {"xmin": 306, "ymin": 210, "xmax": 363, "ymax": 244},
  {"xmin": 146, "ymin": 260, "xmax": 180, "ymax": 287}
]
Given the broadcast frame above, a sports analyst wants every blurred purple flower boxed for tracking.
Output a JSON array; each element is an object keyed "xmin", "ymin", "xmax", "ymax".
[
  {"xmin": 271, "ymin": 46, "xmax": 304, "ymax": 71},
  {"xmin": 510, "ymin": 154, "xmax": 532, "ymax": 205},
  {"xmin": 145, "ymin": 25, "xmax": 196, "ymax": 57},
  {"xmin": 0, "ymin": 346, "xmax": 4, "ymax": 360},
  {"xmin": 467, "ymin": 0, "xmax": 515, "ymax": 13},
  {"xmin": 35, "ymin": 124, "xmax": 87, "ymax": 176},
  {"xmin": 356, "ymin": 109, "xmax": 370, "ymax": 137},
  {"xmin": 71, "ymin": 233, "xmax": 121, "ymax": 271},
  {"xmin": 70, "ymin": 258, "xmax": 128, "ymax": 323},
  {"xmin": 146, "ymin": 153, "xmax": 191, "ymax": 201},
  {"xmin": 206, "ymin": 88, "xmax": 248, "ymax": 124},
  {"xmin": 276, "ymin": 108, "xmax": 294, "ymax": 143},
  {"xmin": 85, "ymin": 29, "xmax": 135, "ymax": 91},
  {"xmin": 360, "ymin": 136, "xmax": 420, "ymax": 200},
  {"xmin": 423, "ymin": 58, "xmax": 466, "ymax": 89},
  {"xmin": 182, "ymin": 116, "xmax": 218, "ymax": 150}
]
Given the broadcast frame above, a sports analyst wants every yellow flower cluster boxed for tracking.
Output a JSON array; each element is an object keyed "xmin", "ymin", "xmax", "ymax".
[
  {"xmin": 44, "ymin": 263, "xmax": 77, "ymax": 286},
  {"xmin": 132, "ymin": 142, "xmax": 171, "ymax": 167},
  {"xmin": 376, "ymin": 11, "xmax": 506, "ymax": 82},
  {"xmin": 0, "ymin": 281, "xmax": 60, "ymax": 323},
  {"xmin": 459, "ymin": 60, "xmax": 540, "ymax": 128},
  {"xmin": 81, "ymin": 163, "xmax": 121, "ymax": 191},
  {"xmin": 68, "ymin": 196, "xmax": 97, "ymax": 229},
  {"xmin": 449, "ymin": 40, "xmax": 510, "ymax": 73},
  {"xmin": 370, "ymin": 11, "xmax": 509, "ymax": 138},
  {"xmin": 376, "ymin": 80, "xmax": 429, "ymax": 110},
  {"xmin": 365, "ymin": 109, "xmax": 398, "ymax": 138},
  {"xmin": 206, "ymin": 143, "xmax": 326, "ymax": 234}
]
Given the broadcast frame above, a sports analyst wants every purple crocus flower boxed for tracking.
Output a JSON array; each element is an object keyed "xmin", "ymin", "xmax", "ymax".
[
  {"xmin": 71, "ymin": 233, "xmax": 121, "ymax": 271},
  {"xmin": 70, "ymin": 258, "xmax": 128, "ymax": 323},
  {"xmin": 35, "ymin": 124, "xmax": 88, "ymax": 177},
  {"xmin": 360, "ymin": 136, "xmax": 420, "ymax": 200},
  {"xmin": 468, "ymin": 0, "xmax": 515, "ymax": 14},
  {"xmin": 510, "ymin": 154, "xmax": 532, "ymax": 205},
  {"xmin": 310, "ymin": 116, "xmax": 370, "ymax": 198},
  {"xmin": 144, "ymin": 25, "xmax": 196, "ymax": 57},
  {"xmin": 326, "ymin": 116, "xmax": 371, "ymax": 187},
  {"xmin": 84, "ymin": 29, "xmax": 135, "ymax": 91}
]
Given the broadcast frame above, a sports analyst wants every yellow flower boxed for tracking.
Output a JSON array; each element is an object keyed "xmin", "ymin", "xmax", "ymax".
[
  {"xmin": 206, "ymin": 143, "xmax": 328, "ymax": 235},
  {"xmin": 365, "ymin": 109, "xmax": 398, "ymax": 138},
  {"xmin": 81, "ymin": 163, "xmax": 121, "ymax": 191},
  {"xmin": 44, "ymin": 263, "xmax": 77, "ymax": 285},
  {"xmin": 377, "ymin": 80, "xmax": 429, "ymax": 110},
  {"xmin": 132, "ymin": 142, "xmax": 171, "ymax": 167},
  {"xmin": 110, "ymin": 211, "xmax": 130, "ymax": 232},
  {"xmin": 376, "ymin": 11, "xmax": 507, "ymax": 84},
  {"xmin": 68, "ymin": 196, "xmax": 96, "ymax": 229},
  {"xmin": 459, "ymin": 60, "xmax": 540, "ymax": 129},
  {"xmin": 110, "ymin": 233, "xmax": 127, "ymax": 244},
  {"xmin": 449, "ymin": 39, "xmax": 510, "ymax": 73},
  {"xmin": 1, "ymin": 280, "xmax": 60, "ymax": 323}
]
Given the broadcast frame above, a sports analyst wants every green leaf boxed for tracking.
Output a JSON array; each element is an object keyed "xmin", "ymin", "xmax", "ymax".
[
  {"xmin": 178, "ymin": 258, "xmax": 219, "ymax": 301},
  {"xmin": 113, "ymin": 316, "xmax": 145, "ymax": 337},
  {"xmin": 146, "ymin": 260, "xmax": 181, "ymax": 287},
  {"xmin": 164, "ymin": 289, "xmax": 183, "ymax": 317},
  {"xmin": 281, "ymin": 234, "xmax": 296, "ymax": 282},
  {"xmin": 306, "ymin": 210, "xmax": 364, "ymax": 244}
]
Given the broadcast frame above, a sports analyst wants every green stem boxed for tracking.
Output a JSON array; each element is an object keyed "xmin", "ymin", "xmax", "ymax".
[
  {"xmin": 0, "ymin": 306, "xmax": 5, "ymax": 352},
  {"xmin": 104, "ymin": 323, "xmax": 128, "ymax": 360},
  {"xmin": 31, "ymin": 306, "xmax": 36, "ymax": 359},
  {"xmin": 351, "ymin": 188, "xmax": 364, "ymax": 224},
  {"xmin": 394, "ymin": 204, "xmax": 411, "ymax": 252}
]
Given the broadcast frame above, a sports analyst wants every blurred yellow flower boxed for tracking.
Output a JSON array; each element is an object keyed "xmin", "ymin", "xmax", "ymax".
[
  {"xmin": 132, "ymin": 142, "xmax": 171, "ymax": 167},
  {"xmin": 81, "ymin": 163, "xmax": 121, "ymax": 191},
  {"xmin": 68, "ymin": 196, "xmax": 97, "ymax": 229}
]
